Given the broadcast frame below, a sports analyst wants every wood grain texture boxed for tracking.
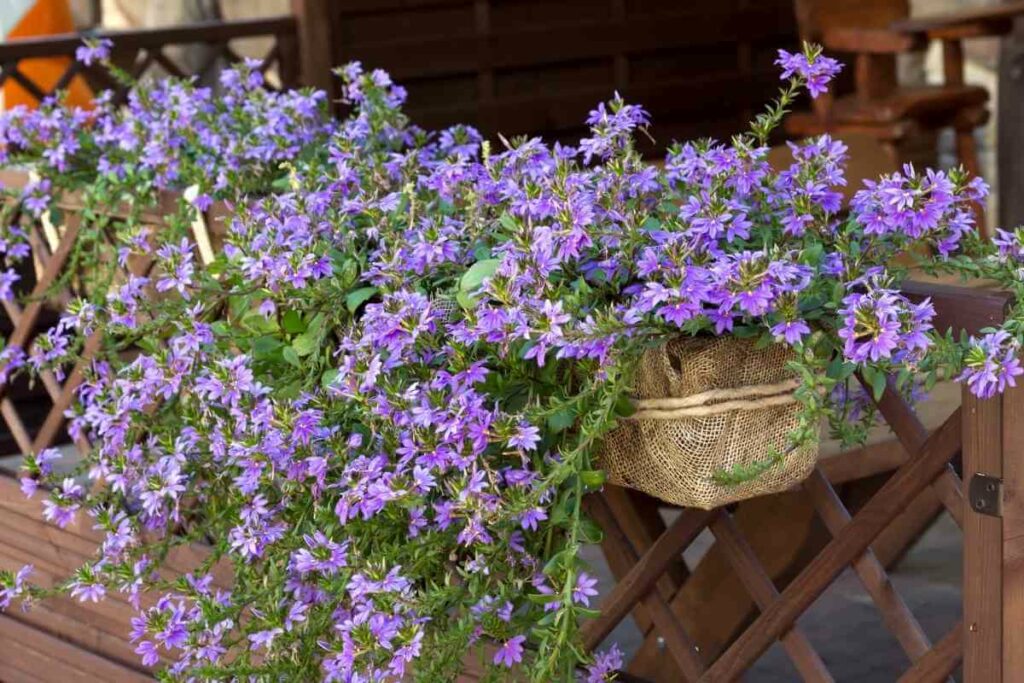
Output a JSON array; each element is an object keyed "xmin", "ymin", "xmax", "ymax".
[
  {"xmin": 1001, "ymin": 383, "xmax": 1024, "ymax": 680},
  {"xmin": 803, "ymin": 468, "xmax": 935, "ymax": 665},
  {"xmin": 709, "ymin": 514, "xmax": 832, "ymax": 682},
  {"xmin": 582, "ymin": 505, "xmax": 715, "ymax": 652},
  {"xmin": 702, "ymin": 409, "xmax": 961, "ymax": 681},
  {"xmin": 896, "ymin": 624, "xmax": 963, "ymax": 683},
  {"xmin": 963, "ymin": 388, "xmax": 1003, "ymax": 681}
]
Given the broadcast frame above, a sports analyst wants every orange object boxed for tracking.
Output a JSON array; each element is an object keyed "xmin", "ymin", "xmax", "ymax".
[{"xmin": 3, "ymin": 0, "xmax": 93, "ymax": 109}]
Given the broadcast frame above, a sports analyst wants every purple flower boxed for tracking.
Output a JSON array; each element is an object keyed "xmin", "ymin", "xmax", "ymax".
[
  {"xmin": 585, "ymin": 644, "xmax": 624, "ymax": 682},
  {"xmin": 75, "ymin": 38, "xmax": 112, "ymax": 66},
  {"xmin": 573, "ymin": 572, "xmax": 600, "ymax": 606},
  {"xmin": 771, "ymin": 319, "xmax": 810, "ymax": 346},
  {"xmin": 775, "ymin": 46, "xmax": 843, "ymax": 98},
  {"xmin": 958, "ymin": 331, "xmax": 1024, "ymax": 399},
  {"xmin": 493, "ymin": 635, "xmax": 526, "ymax": 667},
  {"xmin": 508, "ymin": 422, "xmax": 541, "ymax": 451},
  {"xmin": 838, "ymin": 286, "xmax": 932, "ymax": 364},
  {"xmin": 0, "ymin": 564, "xmax": 32, "ymax": 610},
  {"xmin": 249, "ymin": 627, "xmax": 284, "ymax": 651}
]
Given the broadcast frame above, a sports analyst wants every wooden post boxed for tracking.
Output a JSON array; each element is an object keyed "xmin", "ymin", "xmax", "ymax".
[
  {"xmin": 290, "ymin": 0, "xmax": 336, "ymax": 100},
  {"xmin": 998, "ymin": 16, "xmax": 1024, "ymax": 229},
  {"xmin": 1000, "ymin": 382, "xmax": 1024, "ymax": 680},
  {"xmin": 963, "ymin": 387, "xmax": 1003, "ymax": 680}
]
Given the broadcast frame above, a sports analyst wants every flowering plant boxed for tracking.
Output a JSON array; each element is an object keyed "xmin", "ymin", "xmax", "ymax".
[{"xmin": 0, "ymin": 41, "xmax": 1021, "ymax": 681}]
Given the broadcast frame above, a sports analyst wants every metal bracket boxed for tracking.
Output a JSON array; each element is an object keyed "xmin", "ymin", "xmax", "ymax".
[{"xmin": 969, "ymin": 473, "xmax": 1003, "ymax": 518}]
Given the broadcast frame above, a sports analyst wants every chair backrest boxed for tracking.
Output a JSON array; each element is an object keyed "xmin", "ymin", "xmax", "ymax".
[{"xmin": 793, "ymin": 0, "xmax": 910, "ymax": 42}]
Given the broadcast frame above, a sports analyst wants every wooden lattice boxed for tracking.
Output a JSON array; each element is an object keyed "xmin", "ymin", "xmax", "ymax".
[
  {"xmin": 584, "ymin": 284, "xmax": 1019, "ymax": 682},
  {"xmin": 0, "ymin": 172, "xmax": 223, "ymax": 461},
  {"xmin": 0, "ymin": 16, "xmax": 300, "ymax": 105}
]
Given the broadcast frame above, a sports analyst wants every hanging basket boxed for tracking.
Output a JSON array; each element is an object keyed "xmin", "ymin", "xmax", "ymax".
[{"xmin": 599, "ymin": 335, "xmax": 818, "ymax": 509}]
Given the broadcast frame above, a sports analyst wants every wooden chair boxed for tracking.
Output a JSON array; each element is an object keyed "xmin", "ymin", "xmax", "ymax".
[{"xmin": 788, "ymin": 0, "xmax": 1024, "ymax": 232}]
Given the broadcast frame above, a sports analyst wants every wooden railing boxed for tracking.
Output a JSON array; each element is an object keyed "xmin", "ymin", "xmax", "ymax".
[
  {"xmin": 586, "ymin": 283, "xmax": 1024, "ymax": 681},
  {"xmin": 0, "ymin": 15, "xmax": 300, "ymax": 104}
]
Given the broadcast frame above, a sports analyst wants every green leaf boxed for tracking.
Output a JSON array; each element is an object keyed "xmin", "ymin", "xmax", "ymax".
[
  {"xmin": 578, "ymin": 517, "xmax": 604, "ymax": 544},
  {"xmin": 252, "ymin": 336, "xmax": 283, "ymax": 358},
  {"xmin": 579, "ymin": 470, "xmax": 606, "ymax": 490},
  {"xmin": 870, "ymin": 369, "xmax": 888, "ymax": 402},
  {"xmin": 547, "ymin": 407, "xmax": 577, "ymax": 433},
  {"xmin": 320, "ymin": 368, "xmax": 339, "ymax": 389},
  {"xmin": 526, "ymin": 592, "xmax": 561, "ymax": 606},
  {"xmin": 456, "ymin": 290, "xmax": 477, "ymax": 310},
  {"xmin": 613, "ymin": 394, "xmax": 636, "ymax": 418},
  {"xmin": 459, "ymin": 259, "xmax": 500, "ymax": 294},
  {"xmin": 498, "ymin": 213, "xmax": 517, "ymax": 232},
  {"xmin": 293, "ymin": 333, "xmax": 320, "ymax": 357},
  {"xmin": 345, "ymin": 286, "xmax": 378, "ymax": 314},
  {"xmin": 282, "ymin": 346, "xmax": 301, "ymax": 368},
  {"xmin": 281, "ymin": 310, "xmax": 305, "ymax": 334}
]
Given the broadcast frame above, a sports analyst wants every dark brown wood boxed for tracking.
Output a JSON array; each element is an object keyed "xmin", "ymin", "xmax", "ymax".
[
  {"xmin": 585, "ymin": 494, "xmax": 685, "ymax": 682},
  {"xmin": 628, "ymin": 490, "xmax": 827, "ymax": 680},
  {"xmin": 0, "ymin": 16, "xmax": 299, "ymax": 107},
  {"xmin": 892, "ymin": 2, "xmax": 1024, "ymax": 37},
  {"xmin": 1000, "ymin": 383, "xmax": 1024, "ymax": 678},
  {"xmin": 603, "ymin": 486, "xmax": 689, "ymax": 591},
  {"xmin": 0, "ymin": 17, "xmax": 296, "ymax": 61},
  {"xmin": 896, "ymin": 624, "xmax": 964, "ymax": 683},
  {"xmin": 709, "ymin": 514, "xmax": 832, "ymax": 682},
  {"xmin": 290, "ymin": 0, "xmax": 335, "ymax": 99},
  {"xmin": 819, "ymin": 438, "xmax": 907, "ymax": 484},
  {"xmin": 789, "ymin": 0, "xmax": 997, "ymax": 222},
  {"xmin": 804, "ymin": 469, "xmax": 935, "ymax": 664},
  {"xmin": 586, "ymin": 494, "xmax": 706, "ymax": 680},
  {"xmin": 943, "ymin": 39, "xmax": 966, "ymax": 87},
  {"xmin": 822, "ymin": 27, "xmax": 922, "ymax": 53},
  {"xmin": 702, "ymin": 408, "xmax": 962, "ymax": 681},
  {"xmin": 582, "ymin": 506, "xmax": 716, "ymax": 652},
  {"xmin": 963, "ymin": 386, "xmax": 1003, "ymax": 679},
  {"xmin": 0, "ymin": 613, "xmax": 151, "ymax": 683},
  {"xmin": 998, "ymin": 16, "xmax": 1024, "ymax": 229},
  {"xmin": 308, "ymin": 1, "xmax": 796, "ymax": 150}
]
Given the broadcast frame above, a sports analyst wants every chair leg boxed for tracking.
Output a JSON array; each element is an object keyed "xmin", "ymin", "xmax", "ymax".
[{"xmin": 954, "ymin": 125, "xmax": 988, "ymax": 238}]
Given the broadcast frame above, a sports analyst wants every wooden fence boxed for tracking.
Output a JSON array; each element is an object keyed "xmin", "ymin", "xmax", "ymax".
[
  {"xmin": 291, "ymin": 0, "xmax": 799, "ymax": 152},
  {"xmin": 0, "ymin": 15, "xmax": 300, "ymax": 105},
  {"xmin": 586, "ymin": 281, "xmax": 1023, "ymax": 681}
]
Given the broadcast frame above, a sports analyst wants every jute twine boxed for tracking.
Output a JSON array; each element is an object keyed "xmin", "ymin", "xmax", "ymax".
[{"xmin": 599, "ymin": 335, "xmax": 819, "ymax": 510}]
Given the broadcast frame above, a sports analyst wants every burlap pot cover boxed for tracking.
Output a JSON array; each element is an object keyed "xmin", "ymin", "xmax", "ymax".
[{"xmin": 599, "ymin": 335, "xmax": 818, "ymax": 509}]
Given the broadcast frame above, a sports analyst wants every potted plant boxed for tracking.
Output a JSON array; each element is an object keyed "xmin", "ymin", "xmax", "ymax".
[{"xmin": 0, "ymin": 41, "xmax": 1021, "ymax": 682}]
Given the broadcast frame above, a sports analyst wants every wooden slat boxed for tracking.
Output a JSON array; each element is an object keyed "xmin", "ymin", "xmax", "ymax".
[
  {"xmin": 702, "ymin": 408, "xmax": 962, "ymax": 680},
  {"xmin": 586, "ymin": 494, "xmax": 705, "ymax": 681},
  {"xmin": 901, "ymin": 280, "xmax": 1012, "ymax": 337},
  {"xmin": 932, "ymin": 465, "xmax": 965, "ymax": 529},
  {"xmin": 337, "ymin": 10, "xmax": 792, "ymax": 79},
  {"xmin": 602, "ymin": 486, "xmax": 688, "ymax": 600},
  {"xmin": 0, "ymin": 17, "xmax": 297, "ymax": 61},
  {"xmin": 962, "ymin": 387, "xmax": 1003, "ymax": 680},
  {"xmin": 803, "ymin": 469, "xmax": 935, "ymax": 664},
  {"xmin": 582, "ymin": 506, "xmax": 716, "ymax": 651},
  {"xmin": 0, "ymin": 614, "xmax": 150, "ymax": 682},
  {"xmin": 1000, "ymin": 382, "xmax": 1024, "ymax": 679},
  {"xmin": 7, "ymin": 601, "xmax": 150, "ymax": 671},
  {"xmin": 820, "ymin": 438, "xmax": 907, "ymax": 485},
  {"xmin": 896, "ymin": 624, "xmax": 964, "ymax": 683},
  {"xmin": 709, "ymin": 515, "xmax": 833, "ymax": 682},
  {"xmin": 628, "ymin": 491, "xmax": 828, "ymax": 678},
  {"xmin": 871, "ymin": 487, "xmax": 945, "ymax": 568}
]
